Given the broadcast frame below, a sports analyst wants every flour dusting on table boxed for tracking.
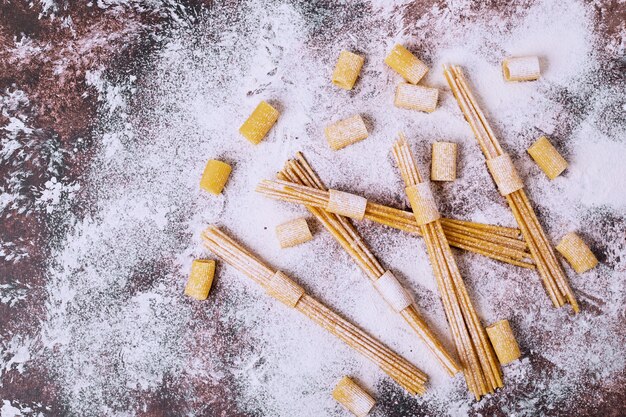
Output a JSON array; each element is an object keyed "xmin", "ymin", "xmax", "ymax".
[{"xmin": 2, "ymin": 0, "xmax": 624, "ymax": 416}]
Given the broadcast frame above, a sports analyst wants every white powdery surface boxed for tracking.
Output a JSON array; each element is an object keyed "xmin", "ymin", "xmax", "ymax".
[{"xmin": 40, "ymin": 0, "xmax": 625, "ymax": 416}]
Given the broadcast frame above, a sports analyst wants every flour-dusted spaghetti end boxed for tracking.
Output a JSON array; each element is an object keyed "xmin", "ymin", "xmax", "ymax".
[
  {"xmin": 325, "ymin": 115, "xmax": 368, "ymax": 150},
  {"xmin": 556, "ymin": 232, "xmax": 598, "ymax": 273},
  {"xmin": 384, "ymin": 44, "xmax": 428, "ymax": 84},
  {"xmin": 239, "ymin": 100, "xmax": 279, "ymax": 144},
  {"xmin": 486, "ymin": 320, "xmax": 521, "ymax": 365},
  {"xmin": 184, "ymin": 260, "xmax": 216, "ymax": 300},
  {"xmin": 394, "ymin": 83, "xmax": 438, "ymax": 113},
  {"xmin": 502, "ymin": 56, "xmax": 541, "ymax": 82},
  {"xmin": 275, "ymin": 217, "xmax": 313, "ymax": 248},
  {"xmin": 332, "ymin": 377, "xmax": 376, "ymax": 417},
  {"xmin": 200, "ymin": 159, "xmax": 232, "ymax": 195},
  {"xmin": 431, "ymin": 142, "xmax": 457, "ymax": 181},
  {"xmin": 527, "ymin": 135, "xmax": 568, "ymax": 179},
  {"xmin": 332, "ymin": 50, "xmax": 365, "ymax": 90}
]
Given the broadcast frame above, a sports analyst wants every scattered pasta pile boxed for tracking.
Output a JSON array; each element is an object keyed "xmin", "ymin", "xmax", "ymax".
[{"xmin": 184, "ymin": 44, "xmax": 599, "ymax": 412}]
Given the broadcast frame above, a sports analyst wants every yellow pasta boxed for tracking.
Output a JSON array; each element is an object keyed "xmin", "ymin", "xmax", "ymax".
[
  {"xmin": 326, "ymin": 189, "xmax": 368, "ymax": 220},
  {"xmin": 405, "ymin": 182, "xmax": 440, "ymax": 226},
  {"xmin": 502, "ymin": 56, "xmax": 541, "ymax": 82},
  {"xmin": 556, "ymin": 232, "xmax": 598, "ymax": 273},
  {"xmin": 324, "ymin": 115, "xmax": 368, "ymax": 150},
  {"xmin": 486, "ymin": 320, "xmax": 521, "ymax": 365},
  {"xmin": 394, "ymin": 83, "xmax": 438, "ymax": 113},
  {"xmin": 332, "ymin": 50, "xmax": 365, "ymax": 90},
  {"xmin": 384, "ymin": 44, "xmax": 428, "ymax": 84},
  {"xmin": 527, "ymin": 135, "xmax": 568, "ymax": 180},
  {"xmin": 184, "ymin": 260, "xmax": 216, "ymax": 300},
  {"xmin": 275, "ymin": 218, "xmax": 313, "ymax": 248},
  {"xmin": 239, "ymin": 101, "xmax": 279, "ymax": 144},
  {"xmin": 431, "ymin": 142, "xmax": 457, "ymax": 181},
  {"xmin": 486, "ymin": 153, "xmax": 524, "ymax": 196},
  {"xmin": 200, "ymin": 160, "xmax": 232, "ymax": 195},
  {"xmin": 332, "ymin": 377, "xmax": 376, "ymax": 417}
]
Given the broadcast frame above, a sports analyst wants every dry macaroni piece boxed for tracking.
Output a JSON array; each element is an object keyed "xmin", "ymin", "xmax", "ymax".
[
  {"xmin": 502, "ymin": 56, "xmax": 541, "ymax": 81},
  {"xmin": 431, "ymin": 142, "xmax": 457, "ymax": 181},
  {"xmin": 556, "ymin": 232, "xmax": 598, "ymax": 273},
  {"xmin": 486, "ymin": 320, "xmax": 521, "ymax": 365},
  {"xmin": 275, "ymin": 218, "xmax": 313, "ymax": 248},
  {"xmin": 394, "ymin": 83, "xmax": 438, "ymax": 113},
  {"xmin": 527, "ymin": 136, "xmax": 568, "ymax": 180},
  {"xmin": 384, "ymin": 44, "xmax": 428, "ymax": 84},
  {"xmin": 184, "ymin": 260, "xmax": 216, "ymax": 300},
  {"xmin": 200, "ymin": 159, "xmax": 232, "ymax": 195},
  {"xmin": 332, "ymin": 50, "xmax": 365, "ymax": 90},
  {"xmin": 324, "ymin": 115, "xmax": 368, "ymax": 150},
  {"xmin": 239, "ymin": 101, "xmax": 280, "ymax": 144},
  {"xmin": 332, "ymin": 377, "xmax": 376, "ymax": 417},
  {"xmin": 486, "ymin": 153, "xmax": 524, "ymax": 196}
]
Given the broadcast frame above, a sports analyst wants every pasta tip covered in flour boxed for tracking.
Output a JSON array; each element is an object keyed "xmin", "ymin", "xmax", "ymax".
[
  {"xmin": 239, "ymin": 101, "xmax": 280, "ymax": 144},
  {"xmin": 502, "ymin": 56, "xmax": 541, "ymax": 81},
  {"xmin": 332, "ymin": 377, "xmax": 376, "ymax": 417},
  {"xmin": 200, "ymin": 159, "xmax": 232, "ymax": 194},
  {"xmin": 384, "ymin": 44, "xmax": 428, "ymax": 84},
  {"xmin": 184, "ymin": 260, "xmax": 216, "ymax": 300},
  {"xmin": 394, "ymin": 83, "xmax": 439, "ymax": 113},
  {"xmin": 527, "ymin": 135, "xmax": 568, "ymax": 180},
  {"xmin": 332, "ymin": 50, "xmax": 365, "ymax": 90},
  {"xmin": 324, "ymin": 115, "xmax": 369, "ymax": 150}
]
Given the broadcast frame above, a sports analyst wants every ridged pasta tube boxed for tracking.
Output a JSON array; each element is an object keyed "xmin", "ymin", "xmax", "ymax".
[
  {"xmin": 486, "ymin": 320, "xmax": 521, "ymax": 365},
  {"xmin": 502, "ymin": 56, "xmax": 540, "ymax": 82},
  {"xmin": 200, "ymin": 160, "xmax": 232, "ymax": 195},
  {"xmin": 394, "ymin": 83, "xmax": 438, "ymax": 113},
  {"xmin": 184, "ymin": 260, "xmax": 216, "ymax": 300},
  {"xmin": 486, "ymin": 154, "xmax": 523, "ymax": 196},
  {"xmin": 325, "ymin": 115, "xmax": 369, "ymax": 150},
  {"xmin": 239, "ymin": 101, "xmax": 279, "ymax": 144},
  {"xmin": 431, "ymin": 142, "xmax": 457, "ymax": 181},
  {"xmin": 332, "ymin": 50, "xmax": 365, "ymax": 90},
  {"xmin": 556, "ymin": 232, "xmax": 598, "ymax": 273},
  {"xmin": 405, "ymin": 183, "xmax": 440, "ymax": 226},
  {"xmin": 275, "ymin": 218, "xmax": 313, "ymax": 248},
  {"xmin": 384, "ymin": 44, "xmax": 428, "ymax": 84},
  {"xmin": 527, "ymin": 136, "xmax": 568, "ymax": 180},
  {"xmin": 332, "ymin": 377, "xmax": 376, "ymax": 417}
]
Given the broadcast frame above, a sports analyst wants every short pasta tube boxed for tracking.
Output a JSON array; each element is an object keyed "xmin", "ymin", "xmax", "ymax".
[
  {"xmin": 239, "ymin": 101, "xmax": 280, "ymax": 144},
  {"xmin": 332, "ymin": 50, "xmax": 365, "ymax": 90},
  {"xmin": 275, "ymin": 217, "xmax": 313, "ymax": 248},
  {"xmin": 431, "ymin": 142, "xmax": 457, "ymax": 181},
  {"xmin": 556, "ymin": 232, "xmax": 598, "ymax": 273},
  {"xmin": 384, "ymin": 44, "xmax": 428, "ymax": 84},
  {"xmin": 486, "ymin": 320, "xmax": 521, "ymax": 365},
  {"xmin": 200, "ymin": 159, "xmax": 232, "ymax": 195},
  {"xmin": 184, "ymin": 260, "xmax": 216, "ymax": 300},
  {"xmin": 332, "ymin": 377, "xmax": 376, "ymax": 417},
  {"xmin": 394, "ymin": 83, "xmax": 438, "ymax": 113},
  {"xmin": 527, "ymin": 135, "xmax": 568, "ymax": 180},
  {"xmin": 325, "ymin": 115, "xmax": 368, "ymax": 150},
  {"xmin": 502, "ymin": 56, "xmax": 541, "ymax": 82}
]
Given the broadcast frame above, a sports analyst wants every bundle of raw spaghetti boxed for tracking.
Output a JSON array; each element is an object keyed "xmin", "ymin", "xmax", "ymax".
[
  {"xmin": 257, "ymin": 179, "xmax": 533, "ymax": 269},
  {"xmin": 276, "ymin": 152, "xmax": 459, "ymax": 376},
  {"xmin": 443, "ymin": 65, "xmax": 578, "ymax": 313},
  {"xmin": 202, "ymin": 226, "xmax": 427, "ymax": 395},
  {"xmin": 392, "ymin": 136, "xmax": 502, "ymax": 399}
]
